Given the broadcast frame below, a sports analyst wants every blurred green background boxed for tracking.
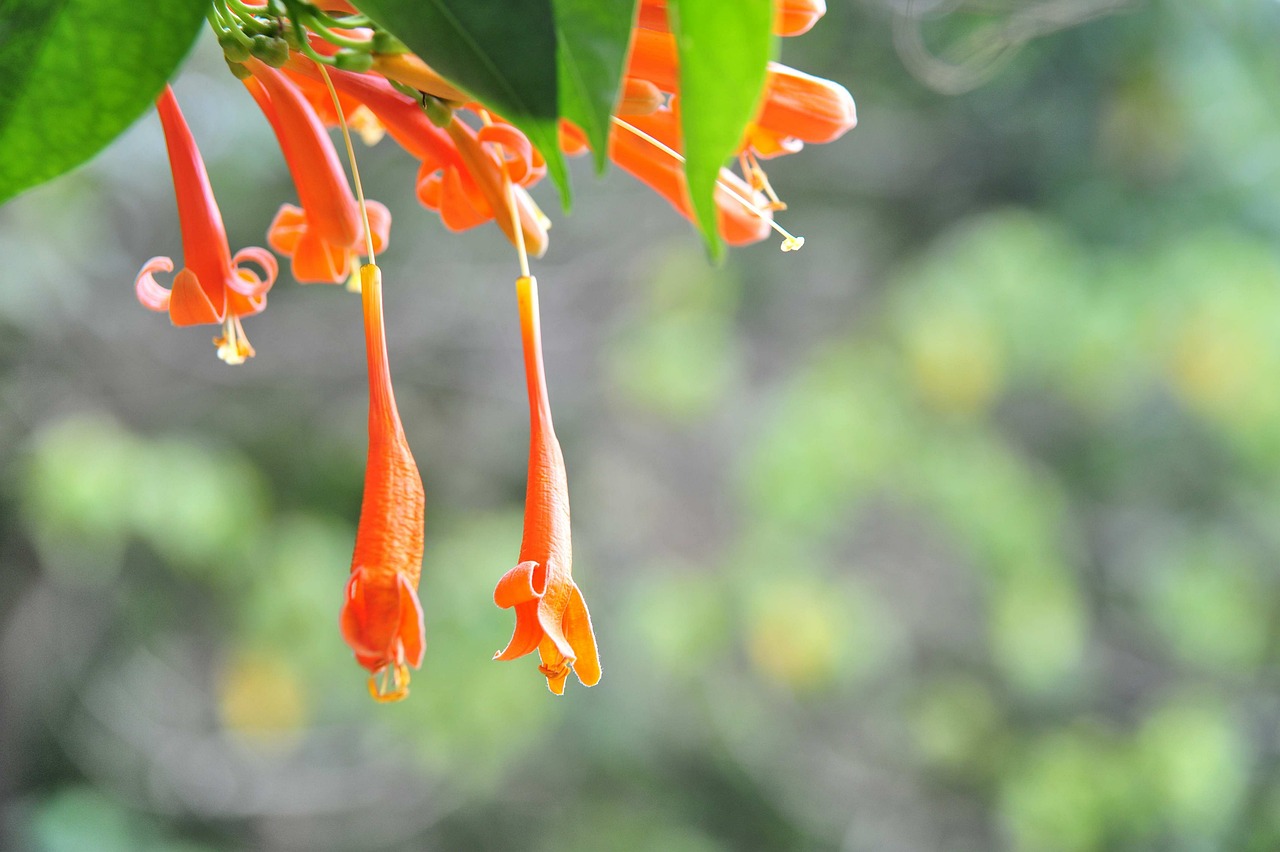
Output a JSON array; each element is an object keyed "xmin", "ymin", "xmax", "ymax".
[{"xmin": 5, "ymin": 1, "xmax": 1280, "ymax": 849}]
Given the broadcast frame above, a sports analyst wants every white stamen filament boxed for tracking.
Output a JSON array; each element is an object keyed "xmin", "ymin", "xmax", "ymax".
[{"xmin": 611, "ymin": 117, "xmax": 805, "ymax": 251}]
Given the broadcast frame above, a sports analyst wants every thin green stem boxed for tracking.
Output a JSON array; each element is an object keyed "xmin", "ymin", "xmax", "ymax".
[
  {"xmin": 209, "ymin": 2, "xmax": 256, "ymax": 47},
  {"xmin": 225, "ymin": 0, "xmax": 268, "ymax": 19},
  {"xmin": 295, "ymin": 34, "xmax": 337, "ymax": 66},
  {"xmin": 206, "ymin": 4, "xmax": 229, "ymax": 34},
  {"xmin": 221, "ymin": 0, "xmax": 275, "ymax": 35},
  {"xmin": 303, "ymin": 14, "xmax": 375, "ymax": 50},
  {"xmin": 309, "ymin": 8, "xmax": 373, "ymax": 29}
]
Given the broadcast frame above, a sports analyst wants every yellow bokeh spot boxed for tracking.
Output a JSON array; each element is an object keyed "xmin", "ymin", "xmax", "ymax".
[
  {"xmin": 218, "ymin": 651, "xmax": 308, "ymax": 745},
  {"xmin": 747, "ymin": 586, "xmax": 846, "ymax": 691},
  {"xmin": 906, "ymin": 312, "xmax": 1002, "ymax": 415},
  {"xmin": 1168, "ymin": 311, "xmax": 1263, "ymax": 416}
]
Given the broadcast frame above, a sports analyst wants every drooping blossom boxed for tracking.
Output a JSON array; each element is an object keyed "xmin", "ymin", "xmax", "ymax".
[
  {"xmin": 283, "ymin": 57, "xmax": 551, "ymax": 257},
  {"xmin": 244, "ymin": 60, "xmax": 390, "ymax": 285},
  {"xmin": 340, "ymin": 264, "xmax": 427, "ymax": 702},
  {"xmin": 135, "ymin": 85, "xmax": 277, "ymax": 364},
  {"xmin": 493, "ymin": 275, "xmax": 601, "ymax": 695}
]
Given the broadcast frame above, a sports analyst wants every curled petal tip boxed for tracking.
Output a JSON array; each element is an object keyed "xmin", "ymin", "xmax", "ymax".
[
  {"xmin": 135, "ymin": 256, "xmax": 175, "ymax": 312},
  {"xmin": 228, "ymin": 246, "xmax": 279, "ymax": 297},
  {"xmin": 494, "ymin": 561, "xmax": 544, "ymax": 608}
]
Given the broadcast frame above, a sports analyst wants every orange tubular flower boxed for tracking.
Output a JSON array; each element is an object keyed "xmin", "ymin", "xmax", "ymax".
[
  {"xmin": 136, "ymin": 85, "xmax": 276, "ymax": 364},
  {"xmin": 282, "ymin": 58, "xmax": 550, "ymax": 257},
  {"xmin": 340, "ymin": 265, "xmax": 426, "ymax": 702},
  {"xmin": 599, "ymin": 10, "xmax": 854, "ymax": 245},
  {"xmin": 494, "ymin": 276, "xmax": 601, "ymax": 695},
  {"xmin": 244, "ymin": 61, "xmax": 390, "ymax": 284}
]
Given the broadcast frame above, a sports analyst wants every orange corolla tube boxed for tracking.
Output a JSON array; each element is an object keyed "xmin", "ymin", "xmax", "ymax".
[
  {"xmin": 369, "ymin": 52, "xmax": 467, "ymax": 103},
  {"xmin": 283, "ymin": 71, "xmax": 382, "ymax": 142},
  {"xmin": 625, "ymin": 28, "xmax": 679, "ymax": 93},
  {"xmin": 606, "ymin": 109, "xmax": 773, "ymax": 246},
  {"xmin": 493, "ymin": 276, "xmax": 601, "ymax": 695},
  {"xmin": 637, "ymin": 0, "xmax": 826, "ymax": 36},
  {"xmin": 753, "ymin": 62, "xmax": 857, "ymax": 147},
  {"xmin": 244, "ymin": 61, "xmax": 390, "ymax": 284},
  {"xmin": 135, "ymin": 86, "xmax": 276, "ymax": 363},
  {"xmin": 340, "ymin": 264, "xmax": 427, "ymax": 702}
]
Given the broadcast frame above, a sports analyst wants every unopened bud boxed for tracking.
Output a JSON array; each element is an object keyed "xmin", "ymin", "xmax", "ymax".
[
  {"xmin": 333, "ymin": 49, "xmax": 374, "ymax": 73},
  {"xmin": 218, "ymin": 33, "xmax": 251, "ymax": 63},
  {"xmin": 371, "ymin": 32, "xmax": 407, "ymax": 54},
  {"xmin": 251, "ymin": 34, "xmax": 290, "ymax": 68},
  {"xmin": 225, "ymin": 58, "xmax": 252, "ymax": 80},
  {"xmin": 421, "ymin": 95, "xmax": 453, "ymax": 129}
]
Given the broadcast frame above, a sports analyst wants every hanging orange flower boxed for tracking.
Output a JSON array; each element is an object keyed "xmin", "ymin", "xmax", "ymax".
[
  {"xmin": 493, "ymin": 275, "xmax": 601, "ymax": 695},
  {"xmin": 340, "ymin": 265, "xmax": 427, "ymax": 702},
  {"xmin": 282, "ymin": 58, "xmax": 550, "ymax": 257},
  {"xmin": 553, "ymin": 3, "xmax": 855, "ymax": 247},
  {"xmin": 244, "ymin": 60, "xmax": 391, "ymax": 284},
  {"xmin": 135, "ymin": 85, "xmax": 276, "ymax": 364}
]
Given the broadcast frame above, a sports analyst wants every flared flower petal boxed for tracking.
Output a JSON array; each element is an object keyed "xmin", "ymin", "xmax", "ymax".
[{"xmin": 136, "ymin": 255, "xmax": 226, "ymax": 327}]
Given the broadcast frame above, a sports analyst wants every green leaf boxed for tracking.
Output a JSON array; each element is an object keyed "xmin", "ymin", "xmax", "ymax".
[
  {"xmin": 355, "ymin": 0, "xmax": 572, "ymax": 205},
  {"xmin": 668, "ymin": 0, "xmax": 774, "ymax": 259},
  {"xmin": 552, "ymin": 0, "xmax": 637, "ymax": 173},
  {"xmin": 0, "ymin": 0, "xmax": 208, "ymax": 205}
]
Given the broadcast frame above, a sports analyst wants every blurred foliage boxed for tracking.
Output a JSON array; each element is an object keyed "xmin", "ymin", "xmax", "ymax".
[{"xmin": 5, "ymin": 2, "xmax": 1280, "ymax": 851}]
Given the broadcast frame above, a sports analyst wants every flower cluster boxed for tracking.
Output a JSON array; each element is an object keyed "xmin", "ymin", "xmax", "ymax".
[{"xmin": 135, "ymin": 0, "xmax": 854, "ymax": 700}]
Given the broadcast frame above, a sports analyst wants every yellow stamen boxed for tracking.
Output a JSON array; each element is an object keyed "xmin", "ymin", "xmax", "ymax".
[
  {"xmin": 612, "ymin": 117, "xmax": 806, "ymax": 252},
  {"xmin": 367, "ymin": 663, "xmax": 410, "ymax": 702},
  {"xmin": 739, "ymin": 150, "xmax": 787, "ymax": 211},
  {"xmin": 214, "ymin": 315, "xmax": 255, "ymax": 365}
]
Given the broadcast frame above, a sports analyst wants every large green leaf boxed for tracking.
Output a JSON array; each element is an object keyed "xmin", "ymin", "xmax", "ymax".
[
  {"xmin": 668, "ymin": 0, "xmax": 774, "ymax": 259},
  {"xmin": 553, "ymin": 0, "xmax": 637, "ymax": 173},
  {"xmin": 355, "ymin": 0, "xmax": 572, "ymax": 204},
  {"xmin": 0, "ymin": 0, "xmax": 208, "ymax": 205}
]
